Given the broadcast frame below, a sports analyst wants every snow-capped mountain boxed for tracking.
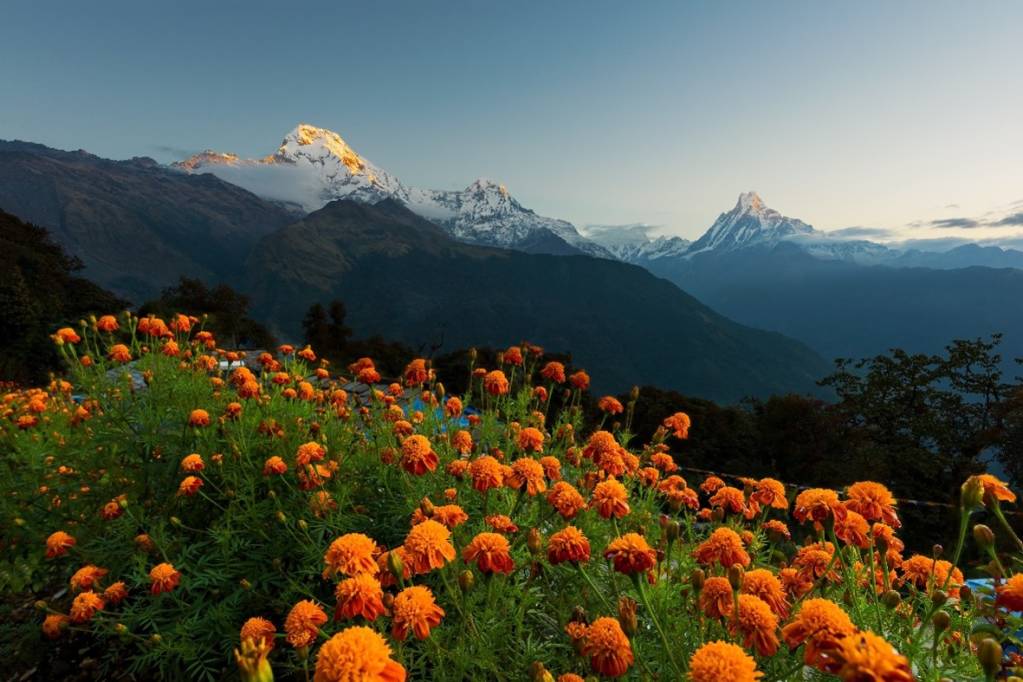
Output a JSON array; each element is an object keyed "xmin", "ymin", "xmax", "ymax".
[
  {"xmin": 686, "ymin": 191, "xmax": 816, "ymax": 255},
  {"xmin": 608, "ymin": 192, "xmax": 899, "ymax": 266},
  {"xmin": 582, "ymin": 223, "xmax": 691, "ymax": 262},
  {"xmin": 174, "ymin": 124, "xmax": 612, "ymax": 258}
]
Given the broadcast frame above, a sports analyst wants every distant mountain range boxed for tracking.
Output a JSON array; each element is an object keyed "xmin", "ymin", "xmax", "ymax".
[
  {"xmin": 3, "ymin": 127, "xmax": 1022, "ymax": 392},
  {"xmin": 0, "ymin": 139, "xmax": 829, "ymax": 401},
  {"xmin": 592, "ymin": 192, "xmax": 1023, "ymax": 372},
  {"xmin": 175, "ymin": 124, "xmax": 613, "ymax": 259}
]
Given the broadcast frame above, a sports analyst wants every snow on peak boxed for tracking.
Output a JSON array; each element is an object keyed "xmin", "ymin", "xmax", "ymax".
[
  {"xmin": 172, "ymin": 124, "xmax": 613, "ymax": 258},
  {"xmin": 736, "ymin": 191, "xmax": 765, "ymax": 213},
  {"xmin": 686, "ymin": 192, "xmax": 815, "ymax": 255}
]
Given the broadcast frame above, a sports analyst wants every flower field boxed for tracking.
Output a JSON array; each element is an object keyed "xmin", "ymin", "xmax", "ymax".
[{"xmin": 3, "ymin": 313, "xmax": 1023, "ymax": 681}]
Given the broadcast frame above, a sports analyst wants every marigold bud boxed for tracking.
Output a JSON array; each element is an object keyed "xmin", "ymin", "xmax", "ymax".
[
  {"xmin": 170, "ymin": 516, "xmax": 182, "ymax": 527},
  {"xmin": 388, "ymin": 550, "xmax": 405, "ymax": 582},
  {"xmin": 974, "ymin": 524, "xmax": 996, "ymax": 550},
  {"xmin": 458, "ymin": 569, "xmax": 475, "ymax": 593},
  {"xmin": 978, "ymin": 638, "xmax": 1002, "ymax": 677},
  {"xmin": 298, "ymin": 519, "xmax": 308, "ymax": 531},
  {"xmin": 691, "ymin": 568, "xmax": 706, "ymax": 591},
  {"xmin": 728, "ymin": 564, "xmax": 745, "ymax": 590},
  {"xmin": 240, "ymin": 578, "xmax": 252, "ymax": 590},
  {"xmin": 34, "ymin": 600, "xmax": 47, "ymax": 611},
  {"xmin": 932, "ymin": 590, "xmax": 948, "ymax": 607},
  {"xmin": 882, "ymin": 590, "xmax": 902, "ymax": 609},
  {"xmin": 276, "ymin": 511, "xmax": 287, "ymax": 523},
  {"xmin": 14, "ymin": 517, "xmax": 25, "ymax": 526},
  {"xmin": 712, "ymin": 507, "xmax": 725, "ymax": 523},
  {"xmin": 961, "ymin": 476, "xmax": 985, "ymax": 511},
  {"xmin": 527, "ymin": 528, "xmax": 543, "ymax": 555},
  {"xmin": 630, "ymin": 386, "xmax": 640, "ymax": 401},
  {"xmin": 419, "ymin": 497, "xmax": 435, "ymax": 518},
  {"xmin": 617, "ymin": 596, "xmax": 638, "ymax": 636},
  {"xmin": 932, "ymin": 544, "xmax": 944, "ymax": 558},
  {"xmin": 529, "ymin": 661, "xmax": 554, "ymax": 682},
  {"xmin": 149, "ymin": 634, "xmax": 163, "ymax": 645},
  {"xmin": 114, "ymin": 623, "xmax": 129, "ymax": 635},
  {"xmin": 932, "ymin": 610, "xmax": 951, "ymax": 632}
]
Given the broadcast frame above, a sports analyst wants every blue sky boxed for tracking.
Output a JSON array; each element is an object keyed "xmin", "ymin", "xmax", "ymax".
[{"xmin": 2, "ymin": 1, "xmax": 1020, "ymax": 240}]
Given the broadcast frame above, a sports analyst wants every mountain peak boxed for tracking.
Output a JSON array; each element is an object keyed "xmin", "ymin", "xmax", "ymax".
[
  {"xmin": 272, "ymin": 123, "xmax": 367, "ymax": 174},
  {"xmin": 465, "ymin": 177, "xmax": 509, "ymax": 197},
  {"xmin": 736, "ymin": 191, "xmax": 765, "ymax": 213},
  {"xmin": 687, "ymin": 191, "xmax": 815, "ymax": 255}
]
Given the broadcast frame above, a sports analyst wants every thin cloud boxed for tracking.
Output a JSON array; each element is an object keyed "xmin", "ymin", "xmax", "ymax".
[
  {"xmin": 827, "ymin": 226, "xmax": 895, "ymax": 239},
  {"xmin": 995, "ymin": 212, "xmax": 1023, "ymax": 226},
  {"xmin": 944, "ymin": 203, "xmax": 960, "ymax": 209},
  {"xmin": 151, "ymin": 144, "xmax": 197, "ymax": 160},
  {"xmin": 927, "ymin": 217, "xmax": 982, "ymax": 229}
]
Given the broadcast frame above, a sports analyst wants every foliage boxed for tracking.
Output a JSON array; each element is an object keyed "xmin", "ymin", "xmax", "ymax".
[{"xmin": 4, "ymin": 317, "xmax": 1021, "ymax": 681}]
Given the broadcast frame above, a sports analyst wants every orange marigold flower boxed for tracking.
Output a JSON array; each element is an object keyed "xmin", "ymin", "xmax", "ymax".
[
  {"xmin": 180, "ymin": 453, "xmax": 205, "ymax": 472},
  {"xmin": 834, "ymin": 509, "xmax": 871, "ymax": 548},
  {"xmin": 579, "ymin": 616, "xmax": 632, "ymax": 678},
  {"xmin": 845, "ymin": 481, "xmax": 900, "ymax": 528},
  {"xmin": 400, "ymin": 434, "xmax": 438, "ymax": 475},
  {"xmin": 391, "ymin": 585, "xmax": 445, "ymax": 641},
  {"xmin": 69, "ymin": 564, "xmax": 107, "ymax": 592},
  {"xmin": 103, "ymin": 581, "xmax": 128, "ymax": 604},
  {"xmin": 70, "ymin": 591, "xmax": 104, "ymax": 623},
  {"xmin": 463, "ymin": 532, "xmax": 515, "ymax": 575},
  {"xmin": 296, "ymin": 441, "xmax": 326, "ymax": 466},
  {"xmin": 731, "ymin": 594, "xmax": 780, "ymax": 657},
  {"xmin": 793, "ymin": 543, "xmax": 838, "ymax": 584},
  {"xmin": 149, "ymin": 562, "xmax": 181, "ymax": 594},
  {"xmin": 709, "ymin": 486, "xmax": 746, "ymax": 514},
  {"xmin": 403, "ymin": 358, "xmax": 429, "ymax": 387},
  {"xmin": 688, "ymin": 640, "xmax": 762, "ymax": 682},
  {"xmin": 42, "ymin": 613, "xmax": 70, "ymax": 639},
  {"xmin": 263, "ymin": 456, "xmax": 288, "ymax": 476},
  {"xmin": 548, "ymin": 481, "xmax": 586, "ymax": 519},
  {"xmin": 779, "ymin": 567, "xmax": 814, "ymax": 600},
  {"xmin": 450, "ymin": 429, "xmax": 473, "ymax": 455},
  {"xmin": 539, "ymin": 455, "xmax": 561, "ymax": 481},
  {"xmin": 483, "ymin": 370, "xmax": 510, "ymax": 396},
  {"xmin": 700, "ymin": 576, "xmax": 735, "ymax": 619},
  {"xmin": 334, "ymin": 573, "xmax": 387, "ymax": 622},
  {"xmin": 700, "ymin": 476, "xmax": 725, "ymax": 494},
  {"xmin": 548, "ymin": 526, "xmax": 591, "ymax": 565},
  {"xmin": 508, "ymin": 457, "xmax": 547, "ymax": 495},
  {"xmin": 177, "ymin": 475, "xmax": 203, "ymax": 497},
  {"xmin": 597, "ymin": 396, "xmax": 624, "ymax": 414},
  {"xmin": 662, "ymin": 411, "xmax": 691, "ymax": 439},
  {"xmin": 444, "ymin": 396, "xmax": 463, "ymax": 417},
  {"xmin": 872, "ymin": 523, "xmax": 905, "ymax": 564},
  {"xmin": 285, "ymin": 600, "xmax": 328, "ymax": 649},
  {"xmin": 540, "ymin": 361, "xmax": 566, "ymax": 383},
  {"xmin": 518, "ymin": 427, "xmax": 545, "ymax": 453},
  {"xmin": 751, "ymin": 478, "xmax": 788, "ymax": 510},
  {"xmin": 96, "ymin": 315, "xmax": 119, "ymax": 332},
  {"xmin": 403, "ymin": 519, "xmax": 456, "ymax": 575},
  {"xmin": 469, "ymin": 455, "xmax": 504, "ymax": 492},
  {"xmin": 415, "ymin": 504, "xmax": 468, "ymax": 529},
  {"xmin": 742, "ymin": 569, "xmax": 789, "ymax": 619},
  {"xmin": 694, "ymin": 527, "xmax": 751, "ymax": 569},
  {"xmin": 188, "ymin": 409, "xmax": 210, "ymax": 427},
  {"xmin": 241, "ymin": 617, "xmax": 276, "ymax": 649},
  {"xmin": 650, "ymin": 452, "xmax": 678, "ymax": 473},
  {"xmin": 590, "ymin": 478, "xmax": 630, "ymax": 519},
  {"xmin": 996, "ymin": 574, "xmax": 1023, "ymax": 612},
  {"xmin": 972, "ymin": 473, "xmax": 1017, "ymax": 505},
  {"xmin": 763, "ymin": 519, "xmax": 791, "ymax": 541},
  {"xmin": 568, "ymin": 370, "xmax": 590, "ymax": 390},
  {"xmin": 822, "ymin": 631, "xmax": 913, "ymax": 681},
  {"xmin": 323, "ymin": 533, "xmax": 379, "ymax": 579},
  {"xmin": 45, "ymin": 530, "xmax": 75, "ymax": 558},
  {"xmin": 55, "ymin": 327, "xmax": 81, "ymax": 344},
  {"xmin": 899, "ymin": 555, "xmax": 964, "ymax": 596},
  {"xmin": 793, "ymin": 488, "xmax": 847, "ymax": 527},
  {"xmin": 485, "ymin": 514, "xmax": 520, "ymax": 534},
  {"xmin": 557, "ymin": 675, "xmax": 584, "ymax": 682},
  {"xmin": 781, "ymin": 598, "xmax": 855, "ymax": 667},
  {"xmin": 109, "ymin": 344, "xmax": 132, "ymax": 363},
  {"xmin": 313, "ymin": 625, "xmax": 406, "ymax": 682},
  {"xmin": 603, "ymin": 533, "xmax": 656, "ymax": 576}
]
